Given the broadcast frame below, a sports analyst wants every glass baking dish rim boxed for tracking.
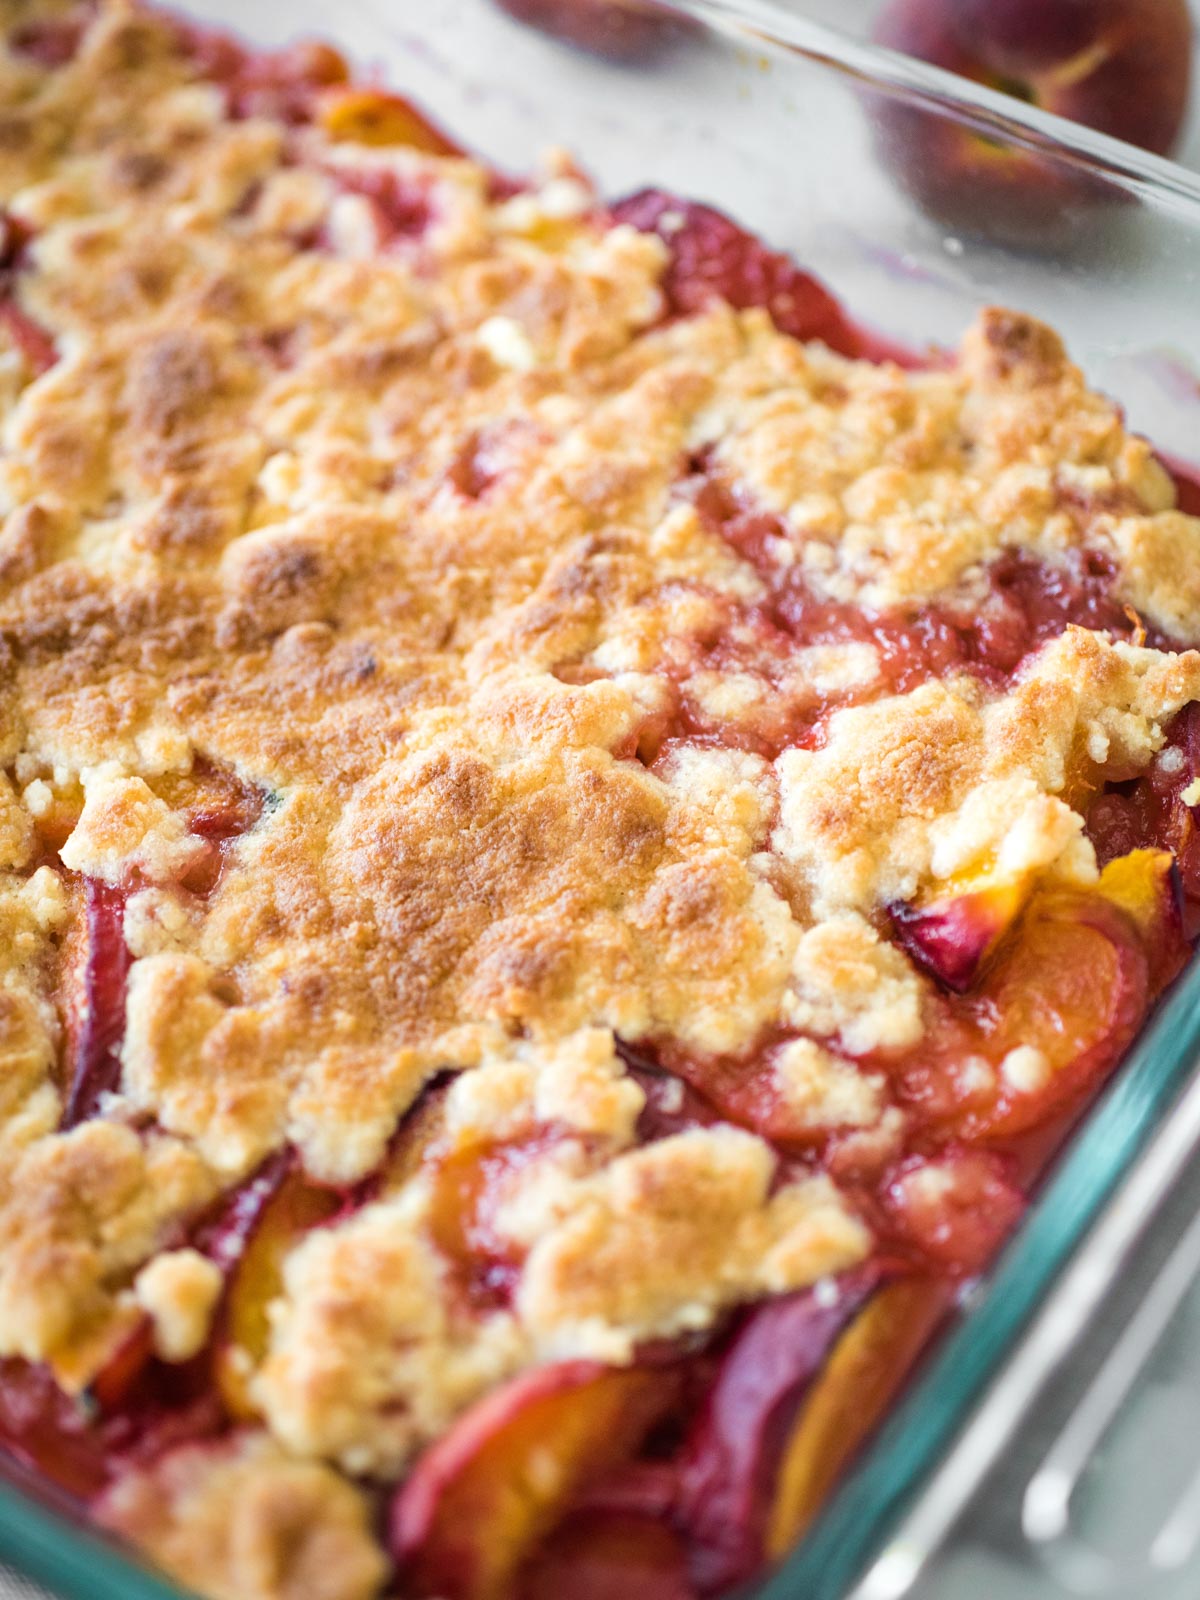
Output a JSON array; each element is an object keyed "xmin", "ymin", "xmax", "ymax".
[
  {"xmin": 0, "ymin": 4, "xmax": 1198, "ymax": 1599},
  {"xmin": 673, "ymin": 0, "xmax": 1200, "ymax": 218}
]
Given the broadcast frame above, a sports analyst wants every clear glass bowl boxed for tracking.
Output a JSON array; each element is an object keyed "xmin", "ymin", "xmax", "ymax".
[{"xmin": 2, "ymin": 3, "xmax": 1200, "ymax": 1598}]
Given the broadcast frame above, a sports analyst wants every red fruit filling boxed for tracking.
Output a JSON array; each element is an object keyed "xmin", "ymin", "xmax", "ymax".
[
  {"xmin": 0, "ymin": 1359, "xmax": 111, "ymax": 1501},
  {"xmin": 326, "ymin": 167, "xmax": 437, "ymax": 247},
  {"xmin": 178, "ymin": 763, "xmax": 267, "ymax": 895},
  {"xmin": 0, "ymin": 213, "xmax": 57, "ymax": 376},
  {"xmin": 518, "ymin": 1513, "xmax": 697, "ymax": 1600},
  {"xmin": 1088, "ymin": 703, "xmax": 1200, "ymax": 905},
  {"xmin": 0, "ymin": 1161, "xmax": 314, "ymax": 1505},
  {"xmin": 604, "ymin": 459, "xmax": 1178, "ymax": 766},
  {"xmin": 8, "ymin": 11, "xmax": 88, "ymax": 67},
  {"xmin": 1169, "ymin": 458, "xmax": 1200, "ymax": 518},
  {"xmin": 880, "ymin": 1150, "xmax": 1025, "ymax": 1274},
  {"xmin": 610, "ymin": 189, "xmax": 860, "ymax": 358},
  {"xmin": 57, "ymin": 766, "xmax": 264, "ymax": 1132},
  {"xmin": 180, "ymin": 28, "xmax": 349, "ymax": 125}
]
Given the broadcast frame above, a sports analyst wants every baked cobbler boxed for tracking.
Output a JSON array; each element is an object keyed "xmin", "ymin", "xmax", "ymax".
[{"xmin": 1, "ymin": 5, "xmax": 1199, "ymax": 1598}]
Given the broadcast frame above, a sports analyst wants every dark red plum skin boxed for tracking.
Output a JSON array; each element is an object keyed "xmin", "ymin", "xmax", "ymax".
[
  {"xmin": 610, "ymin": 189, "xmax": 860, "ymax": 356},
  {"xmin": 890, "ymin": 894, "xmax": 997, "ymax": 993},
  {"xmin": 673, "ymin": 1267, "xmax": 882, "ymax": 1592},
  {"xmin": 61, "ymin": 880, "xmax": 132, "ymax": 1130}
]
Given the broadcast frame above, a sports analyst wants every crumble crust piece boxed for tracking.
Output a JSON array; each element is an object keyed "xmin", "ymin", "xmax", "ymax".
[{"xmin": 0, "ymin": 3, "xmax": 1198, "ymax": 1596}]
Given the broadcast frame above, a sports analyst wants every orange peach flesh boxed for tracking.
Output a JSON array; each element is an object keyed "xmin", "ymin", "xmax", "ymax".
[{"xmin": 392, "ymin": 1361, "xmax": 678, "ymax": 1600}]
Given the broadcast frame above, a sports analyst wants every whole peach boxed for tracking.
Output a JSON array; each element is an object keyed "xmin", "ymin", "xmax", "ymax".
[{"xmin": 871, "ymin": 0, "xmax": 1193, "ymax": 242}]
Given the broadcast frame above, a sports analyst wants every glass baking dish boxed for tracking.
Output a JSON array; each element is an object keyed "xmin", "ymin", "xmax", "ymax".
[{"xmin": 2, "ymin": 2, "xmax": 1200, "ymax": 1597}]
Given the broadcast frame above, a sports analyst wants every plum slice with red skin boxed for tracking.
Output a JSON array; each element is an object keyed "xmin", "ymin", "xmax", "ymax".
[
  {"xmin": 213, "ymin": 1159, "xmax": 344, "ymax": 1420},
  {"xmin": 890, "ymin": 877, "xmax": 1029, "ymax": 994},
  {"xmin": 208, "ymin": 1090, "xmax": 447, "ymax": 1421},
  {"xmin": 767, "ymin": 1274, "xmax": 952, "ymax": 1556},
  {"xmin": 59, "ymin": 767, "xmax": 262, "ymax": 1122},
  {"xmin": 60, "ymin": 880, "xmax": 132, "ymax": 1131},
  {"xmin": 670, "ymin": 1265, "xmax": 884, "ymax": 1593},
  {"xmin": 0, "ymin": 1358, "xmax": 112, "ymax": 1501},
  {"xmin": 87, "ymin": 1150, "xmax": 294, "ymax": 1418},
  {"xmin": 19, "ymin": 1022, "xmax": 304, "ymax": 1484}
]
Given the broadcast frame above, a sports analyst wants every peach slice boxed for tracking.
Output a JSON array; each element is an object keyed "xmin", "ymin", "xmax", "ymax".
[
  {"xmin": 215, "ymin": 1166, "xmax": 342, "ymax": 1420},
  {"xmin": 890, "ymin": 878, "xmax": 1150, "ymax": 1141},
  {"xmin": 766, "ymin": 1276, "xmax": 950, "ymax": 1557},
  {"xmin": 319, "ymin": 88, "xmax": 461, "ymax": 155},
  {"xmin": 1094, "ymin": 847, "xmax": 1187, "ymax": 993},
  {"xmin": 891, "ymin": 874, "xmax": 1030, "ymax": 993},
  {"xmin": 673, "ymin": 1268, "xmax": 881, "ymax": 1593},
  {"xmin": 391, "ymin": 1360, "xmax": 677, "ymax": 1600}
]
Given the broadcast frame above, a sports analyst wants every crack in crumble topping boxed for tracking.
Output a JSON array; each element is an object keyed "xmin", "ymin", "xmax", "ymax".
[{"xmin": 0, "ymin": 4, "xmax": 1199, "ymax": 1596}]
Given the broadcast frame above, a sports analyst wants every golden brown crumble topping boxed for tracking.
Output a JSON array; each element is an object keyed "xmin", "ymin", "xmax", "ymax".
[{"xmin": 0, "ymin": 4, "xmax": 1199, "ymax": 1597}]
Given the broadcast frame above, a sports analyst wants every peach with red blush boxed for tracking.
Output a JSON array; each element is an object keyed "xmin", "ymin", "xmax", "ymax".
[{"xmin": 871, "ymin": 0, "xmax": 1193, "ymax": 241}]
